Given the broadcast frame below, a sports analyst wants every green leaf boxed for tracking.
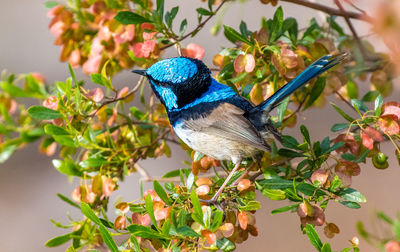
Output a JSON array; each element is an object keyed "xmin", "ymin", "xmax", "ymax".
[
  {"xmin": 53, "ymin": 135, "xmax": 75, "ymax": 147},
  {"xmin": 57, "ymin": 193, "xmax": 80, "ymax": 209},
  {"xmin": 346, "ymin": 80, "xmax": 358, "ymax": 99},
  {"xmin": 337, "ymin": 188, "xmax": 366, "ymax": 203},
  {"xmin": 260, "ymin": 188, "xmax": 286, "ymax": 200},
  {"xmin": 257, "ymin": 178, "xmax": 293, "ymax": 190},
  {"xmin": 341, "ymin": 153, "xmax": 356, "ymax": 161},
  {"xmin": 44, "ymin": 124, "xmax": 69, "ymax": 136},
  {"xmin": 176, "ymin": 226, "xmax": 201, "ymax": 237},
  {"xmin": 356, "ymin": 221, "xmax": 369, "ymax": 239},
  {"xmin": 153, "ymin": 180, "xmax": 172, "ymax": 205},
  {"xmin": 90, "ymin": 73, "xmax": 112, "ymax": 89},
  {"xmin": 45, "ymin": 233, "xmax": 72, "ymax": 247},
  {"xmin": 44, "ymin": 1, "xmax": 59, "ymax": 9},
  {"xmin": 114, "ymin": 11, "xmax": 151, "ymax": 24},
  {"xmin": 179, "ymin": 19, "xmax": 187, "ymax": 36},
  {"xmin": 81, "ymin": 202, "xmax": 101, "ymax": 225},
  {"xmin": 374, "ymin": 94, "xmax": 383, "ymax": 116},
  {"xmin": 223, "ymin": 25, "xmax": 252, "ymax": 46},
  {"xmin": 216, "ymin": 238, "xmax": 236, "ymax": 251},
  {"xmin": 361, "ymin": 91, "xmax": 379, "ymax": 102},
  {"xmin": 297, "ymin": 183, "xmax": 326, "ymax": 197},
  {"xmin": 238, "ymin": 200, "xmax": 261, "ymax": 211},
  {"xmin": 331, "ymin": 103, "xmax": 355, "ymax": 122},
  {"xmin": 339, "ymin": 201, "xmax": 361, "ymax": 209},
  {"xmin": 269, "ymin": 6, "xmax": 284, "ymax": 42},
  {"xmin": 130, "ymin": 235, "xmax": 141, "ymax": 252},
  {"xmin": 98, "ymin": 225, "xmax": 119, "ymax": 252},
  {"xmin": 282, "ymin": 135, "xmax": 300, "ymax": 149},
  {"xmin": 278, "ymin": 148, "xmax": 304, "ymax": 157},
  {"xmin": 377, "ymin": 211, "xmax": 393, "ymax": 225},
  {"xmin": 300, "ymin": 125, "xmax": 311, "ymax": 145},
  {"xmin": 331, "ymin": 123, "xmax": 350, "ymax": 132},
  {"xmin": 271, "ymin": 203, "xmax": 299, "ymax": 215},
  {"xmin": 27, "ymin": 106, "xmax": 61, "ymax": 120},
  {"xmin": 351, "ymin": 99, "xmax": 368, "ymax": 113},
  {"xmin": 321, "ymin": 242, "xmax": 332, "ymax": 252},
  {"xmin": 190, "ymin": 190, "xmax": 203, "ymax": 224},
  {"xmin": 277, "ymin": 97, "xmax": 289, "ymax": 123},
  {"xmin": 53, "ymin": 159, "xmax": 83, "ymax": 177},
  {"xmin": 210, "ymin": 211, "xmax": 224, "ymax": 232},
  {"xmin": 304, "ymin": 77, "xmax": 326, "ymax": 110},
  {"xmin": 330, "ymin": 176, "xmax": 342, "ymax": 192},
  {"xmin": 145, "ymin": 194, "xmax": 158, "ymax": 227},
  {"xmin": 305, "ymin": 224, "xmax": 323, "ymax": 251},
  {"xmin": 283, "ymin": 17, "xmax": 298, "ymax": 43},
  {"xmin": 196, "ymin": 7, "xmax": 213, "ymax": 16},
  {"xmin": 0, "ymin": 145, "xmax": 17, "ymax": 163},
  {"xmin": 162, "ymin": 169, "xmax": 190, "ymax": 178},
  {"xmin": 127, "ymin": 224, "xmax": 169, "ymax": 239},
  {"xmin": 79, "ymin": 158, "xmax": 107, "ymax": 168}
]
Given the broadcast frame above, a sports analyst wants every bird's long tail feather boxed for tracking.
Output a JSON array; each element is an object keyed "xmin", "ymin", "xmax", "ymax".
[{"xmin": 256, "ymin": 53, "xmax": 348, "ymax": 112}]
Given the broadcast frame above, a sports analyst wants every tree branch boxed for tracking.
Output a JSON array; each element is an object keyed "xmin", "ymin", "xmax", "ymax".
[
  {"xmin": 280, "ymin": 0, "xmax": 372, "ymax": 22},
  {"xmin": 159, "ymin": 0, "xmax": 228, "ymax": 51}
]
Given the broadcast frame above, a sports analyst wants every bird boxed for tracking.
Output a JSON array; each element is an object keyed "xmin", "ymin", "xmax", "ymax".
[{"xmin": 132, "ymin": 53, "xmax": 347, "ymax": 203}]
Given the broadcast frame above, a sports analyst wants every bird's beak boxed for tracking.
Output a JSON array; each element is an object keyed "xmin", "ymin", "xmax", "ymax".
[{"xmin": 131, "ymin": 69, "xmax": 147, "ymax": 76}]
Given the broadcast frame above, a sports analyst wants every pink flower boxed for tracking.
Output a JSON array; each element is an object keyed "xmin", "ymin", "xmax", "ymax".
[
  {"xmin": 83, "ymin": 54, "xmax": 102, "ymax": 74},
  {"xmin": 181, "ymin": 43, "xmax": 205, "ymax": 60},
  {"xmin": 114, "ymin": 24, "xmax": 135, "ymax": 44},
  {"xmin": 47, "ymin": 5, "xmax": 63, "ymax": 18},
  {"xmin": 68, "ymin": 49, "xmax": 81, "ymax": 68},
  {"xmin": 131, "ymin": 39, "xmax": 156, "ymax": 58},
  {"xmin": 49, "ymin": 20, "xmax": 65, "ymax": 36},
  {"xmin": 102, "ymin": 177, "xmax": 115, "ymax": 197},
  {"xmin": 141, "ymin": 23, "xmax": 156, "ymax": 40},
  {"xmin": 43, "ymin": 96, "xmax": 58, "ymax": 110},
  {"xmin": 91, "ymin": 37, "xmax": 104, "ymax": 56},
  {"xmin": 87, "ymin": 88, "xmax": 104, "ymax": 103},
  {"xmin": 385, "ymin": 240, "xmax": 400, "ymax": 252},
  {"xmin": 97, "ymin": 24, "xmax": 112, "ymax": 41}
]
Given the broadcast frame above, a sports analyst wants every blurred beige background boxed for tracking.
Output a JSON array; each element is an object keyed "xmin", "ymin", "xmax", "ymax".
[{"xmin": 0, "ymin": 0, "xmax": 399, "ymax": 251}]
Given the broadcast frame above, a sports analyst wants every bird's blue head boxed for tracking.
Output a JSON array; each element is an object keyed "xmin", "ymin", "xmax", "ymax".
[{"xmin": 132, "ymin": 57, "xmax": 211, "ymax": 111}]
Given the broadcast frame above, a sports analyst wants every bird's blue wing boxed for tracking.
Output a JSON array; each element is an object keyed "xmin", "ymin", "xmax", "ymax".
[{"xmin": 256, "ymin": 53, "xmax": 347, "ymax": 112}]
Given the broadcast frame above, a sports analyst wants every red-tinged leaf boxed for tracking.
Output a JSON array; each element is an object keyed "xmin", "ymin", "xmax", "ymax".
[
  {"xmin": 311, "ymin": 169, "xmax": 329, "ymax": 185},
  {"xmin": 244, "ymin": 54, "xmax": 255, "ymax": 72},
  {"xmin": 364, "ymin": 126, "xmax": 384, "ymax": 142},
  {"xmin": 219, "ymin": 223, "xmax": 234, "ymax": 238},
  {"xmin": 335, "ymin": 160, "xmax": 361, "ymax": 176},
  {"xmin": 181, "ymin": 43, "xmax": 205, "ymax": 60},
  {"xmin": 114, "ymin": 216, "xmax": 127, "ymax": 230},
  {"xmin": 201, "ymin": 229, "xmax": 216, "ymax": 244},
  {"xmin": 382, "ymin": 101, "xmax": 400, "ymax": 118},
  {"xmin": 378, "ymin": 114, "xmax": 400, "ymax": 135},
  {"xmin": 237, "ymin": 179, "xmax": 251, "ymax": 191},
  {"xmin": 88, "ymin": 88, "xmax": 104, "ymax": 102},
  {"xmin": 336, "ymin": 171, "xmax": 352, "ymax": 187},
  {"xmin": 195, "ymin": 185, "xmax": 210, "ymax": 196},
  {"xmin": 238, "ymin": 211, "xmax": 248, "ymax": 230},
  {"xmin": 234, "ymin": 54, "xmax": 246, "ymax": 73},
  {"xmin": 249, "ymin": 83, "xmax": 264, "ymax": 105},
  {"xmin": 361, "ymin": 132, "xmax": 373, "ymax": 150}
]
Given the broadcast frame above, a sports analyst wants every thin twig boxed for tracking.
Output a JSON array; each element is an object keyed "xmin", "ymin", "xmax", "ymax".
[
  {"xmin": 159, "ymin": 0, "xmax": 228, "ymax": 51},
  {"xmin": 280, "ymin": 0, "xmax": 372, "ymax": 22},
  {"xmin": 333, "ymin": 0, "xmax": 368, "ymax": 60},
  {"xmin": 81, "ymin": 76, "xmax": 145, "ymax": 135},
  {"xmin": 334, "ymin": 90, "xmax": 356, "ymax": 112},
  {"xmin": 249, "ymin": 158, "xmax": 291, "ymax": 181}
]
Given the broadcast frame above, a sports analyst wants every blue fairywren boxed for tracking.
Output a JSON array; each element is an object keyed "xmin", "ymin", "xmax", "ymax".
[{"xmin": 132, "ymin": 53, "xmax": 347, "ymax": 202}]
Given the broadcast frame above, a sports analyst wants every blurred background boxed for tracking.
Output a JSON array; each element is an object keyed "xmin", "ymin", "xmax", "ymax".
[{"xmin": 0, "ymin": 0, "xmax": 399, "ymax": 251}]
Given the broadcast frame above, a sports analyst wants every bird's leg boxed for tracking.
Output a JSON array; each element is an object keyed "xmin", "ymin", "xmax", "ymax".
[{"xmin": 210, "ymin": 160, "xmax": 242, "ymax": 203}]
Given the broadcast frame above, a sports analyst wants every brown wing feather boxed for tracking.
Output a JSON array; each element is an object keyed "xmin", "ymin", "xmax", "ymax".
[{"xmin": 184, "ymin": 103, "xmax": 270, "ymax": 152}]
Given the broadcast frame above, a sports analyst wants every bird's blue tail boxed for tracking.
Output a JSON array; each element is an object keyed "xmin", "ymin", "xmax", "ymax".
[{"xmin": 255, "ymin": 53, "xmax": 347, "ymax": 112}]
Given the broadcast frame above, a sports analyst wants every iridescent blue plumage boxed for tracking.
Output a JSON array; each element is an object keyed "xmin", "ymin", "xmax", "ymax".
[{"xmin": 147, "ymin": 57, "xmax": 198, "ymax": 84}]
